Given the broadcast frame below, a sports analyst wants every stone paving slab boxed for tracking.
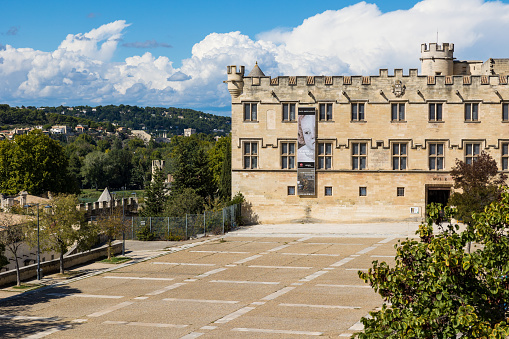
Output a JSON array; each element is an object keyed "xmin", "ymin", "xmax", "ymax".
[{"xmin": 0, "ymin": 225, "xmax": 414, "ymax": 338}]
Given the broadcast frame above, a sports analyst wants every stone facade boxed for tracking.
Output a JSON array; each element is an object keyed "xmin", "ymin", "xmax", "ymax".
[{"xmin": 226, "ymin": 43, "xmax": 509, "ymax": 224}]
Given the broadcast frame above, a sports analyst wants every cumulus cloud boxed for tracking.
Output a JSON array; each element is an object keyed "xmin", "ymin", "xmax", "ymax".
[
  {"xmin": 122, "ymin": 40, "xmax": 172, "ymax": 48},
  {"xmin": 1, "ymin": 0, "xmax": 509, "ymax": 111}
]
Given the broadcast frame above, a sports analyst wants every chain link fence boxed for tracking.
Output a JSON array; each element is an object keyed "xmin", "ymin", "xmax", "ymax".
[{"xmin": 123, "ymin": 203, "xmax": 241, "ymax": 241}]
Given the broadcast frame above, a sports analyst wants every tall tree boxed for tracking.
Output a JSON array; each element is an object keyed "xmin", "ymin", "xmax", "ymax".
[
  {"xmin": 40, "ymin": 194, "xmax": 85, "ymax": 274},
  {"xmin": 171, "ymin": 136, "xmax": 213, "ymax": 199},
  {"xmin": 141, "ymin": 168, "xmax": 168, "ymax": 217},
  {"xmin": 357, "ymin": 199, "xmax": 509, "ymax": 338},
  {"xmin": 448, "ymin": 151, "xmax": 507, "ymax": 225},
  {"xmin": 218, "ymin": 144, "xmax": 231, "ymax": 201}
]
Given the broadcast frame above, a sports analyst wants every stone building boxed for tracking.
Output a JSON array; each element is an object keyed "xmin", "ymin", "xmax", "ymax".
[{"xmin": 226, "ymin": 43, "xmax": 509, "ymax": 224}]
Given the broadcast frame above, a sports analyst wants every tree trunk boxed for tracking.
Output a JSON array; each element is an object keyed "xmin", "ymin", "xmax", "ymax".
[
  {"xmin": 14, "ymin": 255, "xmax": 20, "ymax": 286},
  {"xmin": 107, "ymin": 239, "xmax": 112, "ymax": 259},
  {"xmin": 59, "ymin": 250, "xmax": 64, "ymax": 274}
]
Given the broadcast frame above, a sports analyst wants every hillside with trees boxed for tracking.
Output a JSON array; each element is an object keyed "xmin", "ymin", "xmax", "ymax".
[{"xmin": 0, "ymin": 104, "xmax": 230, "ymax": 135}]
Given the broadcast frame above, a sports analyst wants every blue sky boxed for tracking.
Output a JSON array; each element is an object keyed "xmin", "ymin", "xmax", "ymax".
[{"xmin": 1, "ymin": 0, "xmax": 509, "ymax": 115}]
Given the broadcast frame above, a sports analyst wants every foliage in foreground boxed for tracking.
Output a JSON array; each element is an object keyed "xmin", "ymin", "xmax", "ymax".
[
  {"xmin": 356, "ymin": 196, "xmax": 509, "ymax": 338},
  {"xmin": 448, "ymin": 151, "xmax": 507, "ymax": 225}
]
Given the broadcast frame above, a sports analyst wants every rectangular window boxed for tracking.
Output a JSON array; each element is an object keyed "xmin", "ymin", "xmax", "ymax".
[
  {"xmin": 244, "ymin": 103, "xmax": 258, "ymax": 121},
  {"xmin": 281, "ymin": 142, "xmax": 296, "ymax": 169},
  {"xmin": 429, "ymin": 103, "xmax": 443, "ymax": 121},
  {"xmin": 351, "ymin": 103, "xmax": 365, "ymax": 121},
  {"xmin": 391, "ymin": 103, "xmax": 405, "ymax": 121},
  {"xmin": 465, "ymin": 142, "xmax": 481, "ymax": 164},
  {"xmin": 429, "ymin": 143, "xmax": 445, "ymax": 170},
  {"xmin": 465, "ymin": 103, "xmax": 479, "ymax": 121},
  {"xmin": 319, "ymin": 103, "xmax": 333, "ymax": 121},
  {"xmin": 243, "ymin": 142, "xmax": 258, "ymax": 169},
  {"xmin": 325, "ymin": 187, "xmax": 333, "ymax": 196},
  {"xmin": 397, "ymin": 187, "xmax": 405, "ymax": 197},
  {"xmin": 502, "ymin": 143, "xmax": 508, "ymax": 170},
  {"xmin": 392, "ymin": 143, "xmax": 407, "ymax": 170},
  {"xmin": 318, "ymin": 142, "xmax": 332, "ymax": 170},
  {"xmin": 352, "ymin": 142, "xmax": 367, "ymax": 170},
  {"xmin": 287, "ymin": 186, "xmax": 295, "ymax": 195},
  {"xmin": 282, "ymin": 103, "xmax": 296, "ymax": 122},
  {"xmin": 503, "ymin": 103, "xmax": 508, "ymax": 122},
  {"xmin": 359, "ymin": 187, "xmax": 367, "ymax": 196}
]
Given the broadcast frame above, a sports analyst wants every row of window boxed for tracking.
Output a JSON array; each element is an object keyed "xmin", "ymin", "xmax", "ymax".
[
  {"xmin": 287, "ymin": 185, "xmax": 405, "ymax": 197},
  {"xmin": 243, "ymin": 141, "xmax": 509, "ymax": 170},
  {"xmin": 243, "ymin": 102, "xmax": 509, "ymax": 122}
]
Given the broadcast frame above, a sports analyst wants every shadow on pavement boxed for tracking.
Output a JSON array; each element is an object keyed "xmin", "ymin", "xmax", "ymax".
[{"xmin": 0, "ymin": 285, "xmax": 82, "ymax": 338}]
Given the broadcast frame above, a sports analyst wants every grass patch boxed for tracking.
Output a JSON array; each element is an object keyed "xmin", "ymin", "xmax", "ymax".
[
  {"xmin": 11, "ymin": 284, "xmax": 43, "ymax": 291},
  {"xmin": 100, "ymin": 256, "xmax": 131, "ymax": 264}
]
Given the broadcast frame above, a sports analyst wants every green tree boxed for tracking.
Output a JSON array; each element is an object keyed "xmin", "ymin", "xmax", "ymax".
[
  {"xmin": 357, "ymin": 198, "xmax": 509, "ymax": 338},
  {"xmin": 40, "ymin": 194, "xmax": 85, "ymax": 274},
  {"xmin": 164, "ymin": 187, "xmax": 204, "ymax": 217},
  {"xmin": 81, "ymin": 151, "xmax": 108, "ymax": 189},
  {"xmin": 0, "ymin": 217, "xmax": 27, "ymax": 286},
  {"xmin": 218, "ymin": 143, "xmax": 231, "ymax": 201},
  {"xmin": 0, "ymin": 130, "xmax": 78, "ymax": 195},
  {"xmin": 141, "ymin": 168, "xmax": 168, "ymax": 217},
  {"xmin": 448, "ymin": 151, "xmax": 507, "ymax": 225},
  {"xmin": 97, "ymin": 209, "xmax": 129, "ymax": 259},
  {"xmin": 171, "ymin": 136, "xmax": 213, "ymax": 199},
  {"xmin": 208, "ymin": 135, "xmax": 230, "ymax": 189}
]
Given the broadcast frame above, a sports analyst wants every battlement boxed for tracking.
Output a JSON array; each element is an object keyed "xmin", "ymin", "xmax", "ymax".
[
  {"xmin": 227, "ymin": 65, "xmax": 245, "ymax": 75},
  {"xmin": 421, "ymin": 42, "xmax": 454, "ymax": 53}
]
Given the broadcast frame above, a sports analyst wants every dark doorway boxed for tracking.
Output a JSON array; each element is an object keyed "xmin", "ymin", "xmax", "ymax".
[{"xmin": 427, "ymin": 187, "xmax": 451, "ymax": 207}]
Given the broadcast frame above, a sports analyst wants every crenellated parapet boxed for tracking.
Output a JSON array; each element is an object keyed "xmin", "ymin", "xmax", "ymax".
[{"xmin": 233, "ymin": 68, "xmax": 509, "ymax": 104}]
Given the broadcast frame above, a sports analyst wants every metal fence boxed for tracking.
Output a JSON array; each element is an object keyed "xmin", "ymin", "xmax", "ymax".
[{"xmin": 122, "ymin": 203, "xmax": 241, "ymax": 241}]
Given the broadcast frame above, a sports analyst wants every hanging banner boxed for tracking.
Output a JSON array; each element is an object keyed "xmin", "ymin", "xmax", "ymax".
[{"xmin": 297, "ymin": 107, "xmax": 316, "ymax": 195}]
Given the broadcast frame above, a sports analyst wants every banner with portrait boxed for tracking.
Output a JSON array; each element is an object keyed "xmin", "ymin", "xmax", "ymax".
[{"xmin": 297, "ymin": 107, "xmax": 316, "ymax": 195}]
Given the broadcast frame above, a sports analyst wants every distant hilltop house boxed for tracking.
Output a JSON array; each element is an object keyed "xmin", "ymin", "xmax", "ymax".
[
  {"xmin": 50, "ymin": 125, "xmax": 71, "ymax": 135},
  {"xmin": 226, "ymin": 42, "xmax": 509, "ymax": 224},
  {"xmin": 75, "ymin": 124, "xmax": 87, "ymax": 133},
  {"xmin": 184, "ymin": 128, "xmax": 196, "ymax": 137}
]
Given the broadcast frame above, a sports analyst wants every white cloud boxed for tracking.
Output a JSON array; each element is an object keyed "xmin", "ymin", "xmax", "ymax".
[{"xmin": 1, "ymin": 0, "xmax": 509, "ymax": 111}]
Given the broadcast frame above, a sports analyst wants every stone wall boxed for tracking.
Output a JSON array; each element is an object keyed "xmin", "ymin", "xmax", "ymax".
[{"xmin": 0, "ymin": 242, "xmax": 122, "ymax": 287}]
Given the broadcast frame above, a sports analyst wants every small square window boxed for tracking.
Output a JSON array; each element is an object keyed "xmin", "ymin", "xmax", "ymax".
[
  {"xmin": 359, "ymin": 187, "xmax": 367, "ymax": 196},
  {"xmin": 464, "ymin": 103, "xmax": 479, "ymax": 122},
  {"xmin": 397, "ymin": 187, "xmax": 405, "ymax": 196},
  {"xmin": 351, "ymin": 103, "xmax": 365, "ymax": 121},
  {"xmin": 391, "ymin": 103, "xmax": 405, "ymax": 121},
  {"xmin": 325, "ymin": 187, "xmax": 333, "ymax": 196},
  {"xmin": 287, "ymin": 186, "xmax": 295, "ymax": 195},
  {"xmin": 319, "ymin": 103, "xmax": 333, "ymax": 121},
  {"xmin": 282, "ymin": 103, "xmax": 296, "ymax": 122},
  {"xmin": 429, "ymin": 103, "xmax": 443, "ymax": 122}
]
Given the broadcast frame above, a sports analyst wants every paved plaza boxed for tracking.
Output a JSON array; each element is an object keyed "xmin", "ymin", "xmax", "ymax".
[{"xmin": 0, "ymin": 223, "xmax": 419, "ymax": 338}]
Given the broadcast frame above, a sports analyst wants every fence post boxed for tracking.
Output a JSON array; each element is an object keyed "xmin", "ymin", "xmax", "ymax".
[
  {"xmin": 167, "ymin": 217, "xmax": 170, "ymax": 238},
  {"xmin": 222, "ymin": 208, "xmax": 225, "ymax": 235},
  {"xmin": 185, "ymin": 214, "xmax": 188, "ymax": 240},
  {"xmin": 203, "ymin": 211, "xmax": 206, "ymax": 236},
  {"xmin": 131, "ymin": 216, "xmax": 134, "ymax": 239},
  {"xmin": 150, "ymin": 217, "xmax": 152, "ymax": 232}
]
